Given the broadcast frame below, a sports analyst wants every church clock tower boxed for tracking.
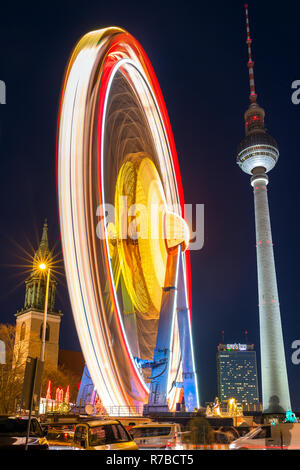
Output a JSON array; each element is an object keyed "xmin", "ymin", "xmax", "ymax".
[{"xmin": 14, "ymin": 220, "xmax": 63, "ymax": 369}]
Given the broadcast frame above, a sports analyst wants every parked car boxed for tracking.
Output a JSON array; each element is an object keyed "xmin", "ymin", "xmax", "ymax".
[
  {"xmin": 229, "ymin": 423, "xmax": 300, "ymax": 450},
  {"xmin": 75, "ymin": 420, "xmax": 139, "ymax": 450},
  {"xmin": 50, "ymin": 419, "xmax": 138, "ymax": 450},
  {"xmin": 0, "ymin": 416, "xmax": 49, "ymax": 450},
  {"xmin": 130, "ymin": 422, "xmax": 183, "ymax": 449},
  {"xmin": 114, "ymin": 417, "xmax": 152, "ymax": 433}
]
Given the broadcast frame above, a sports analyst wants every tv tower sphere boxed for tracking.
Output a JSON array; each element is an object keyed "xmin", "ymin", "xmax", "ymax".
[{"xmin": 237, "ymin": 102, "xmax": 279, "ymax": 176}]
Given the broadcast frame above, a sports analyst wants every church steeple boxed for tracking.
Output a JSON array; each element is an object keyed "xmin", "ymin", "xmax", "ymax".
[
  {"xmin": 24, "ymin": 219, "xmax": 57, "ymax": 312},
  {"xmin": 14, "ymin": 219, "xmax": 63, "ymax": 369},
  {"xmin": 38, "ymin": 218, "xmax": 49, "ymax": 258},
  {"xmin": 32, "ymin": 218, "xmax": 50, "ymax": 269}
]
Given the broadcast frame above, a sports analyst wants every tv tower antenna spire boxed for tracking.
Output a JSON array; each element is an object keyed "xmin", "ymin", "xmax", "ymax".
[{"xmin": 244, "ymin": 4, "xmax": 257, "ymax": 103}]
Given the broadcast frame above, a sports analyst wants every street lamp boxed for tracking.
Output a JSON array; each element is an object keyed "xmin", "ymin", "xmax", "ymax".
[{"xmin": 39, "ymin": 263, "xmax": 50, "ymax": 363}]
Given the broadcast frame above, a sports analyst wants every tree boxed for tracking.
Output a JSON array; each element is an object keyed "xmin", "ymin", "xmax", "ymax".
[
  {"xmin": 0, "ymin": 324, "xmax": 24, "ymax": 413},
  {"xmin": 0, "ymin": 323, "xmax": 80, "ymax": 414}
]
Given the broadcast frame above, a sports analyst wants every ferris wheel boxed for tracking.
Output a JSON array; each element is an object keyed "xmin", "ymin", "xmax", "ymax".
[{"xmin": 57, "ymin": 27, "xmax": 199, "ymax": 413}]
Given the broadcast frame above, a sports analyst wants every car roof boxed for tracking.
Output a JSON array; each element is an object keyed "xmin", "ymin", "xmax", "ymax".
[
  {"xmin": 0, "ymin": 416, "xmax": 33, "ymax": 421},
  {"xmin": 131, "ymin": 422, "xmax": 175, "ymax": 428},
  {"xmin": 77, "ymin": 420, "xmax": 122, "ymax": 428}
]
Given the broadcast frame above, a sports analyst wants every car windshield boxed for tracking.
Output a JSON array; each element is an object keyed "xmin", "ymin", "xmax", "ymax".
[
  {"xmin": 88, "ymin": 424, "xmax": 131, "ymax": 446},
  {"xmin": 251, "ymin": 426, "xmax": 271, "ymax": 439},
  {"xmin": 0, "ymin": 418, "xmax": 43, "ymax": 437},
  {"xmin": 243, "ymin": 427, "xmax": 263, "ymax": 438},
  {"xmin": 131, "ymin": 426, "xmax": 171, "ymax": 438}
]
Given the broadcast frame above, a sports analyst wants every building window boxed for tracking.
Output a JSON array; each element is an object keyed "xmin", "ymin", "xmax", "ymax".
[
  {"xmin": 20, "ymin": 322, "xmax": 26, "ymax": 341},
  {"xmin": 40, "ymin": 322, "xmax": 50, "ymax": 342}
]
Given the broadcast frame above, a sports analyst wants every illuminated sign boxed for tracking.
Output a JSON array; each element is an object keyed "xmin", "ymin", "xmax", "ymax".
[{"xmin": 226, "ymin": 343, "xmax": 247, "ymax": 351}]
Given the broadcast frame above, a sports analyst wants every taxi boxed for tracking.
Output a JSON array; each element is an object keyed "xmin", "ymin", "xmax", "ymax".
[{"xmin": 69, "ymin": 419, "xmax": 138, "ymax": 450}]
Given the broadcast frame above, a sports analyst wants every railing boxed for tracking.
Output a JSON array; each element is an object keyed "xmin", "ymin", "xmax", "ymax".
[{"xmin": 72, "ymin": 401, "xmax": 144, "ymax": 417}]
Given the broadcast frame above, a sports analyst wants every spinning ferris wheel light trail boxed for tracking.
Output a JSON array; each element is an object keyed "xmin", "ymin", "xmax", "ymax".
[{"xmin": 57, "ymin": 27, "xmax": 199, "ymax": 414}]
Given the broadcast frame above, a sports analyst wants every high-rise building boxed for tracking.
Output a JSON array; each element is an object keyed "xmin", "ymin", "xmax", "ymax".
[
  {"xmin": 217, "ymin": 343, "xmax": 259, "ymax": 406},
  {"xmin": 236, "ymin": 5, "xmax": 291, "ymax": 412},
  {"xmin": 13, "ymin": 220, "xmax": 63, "ymax": 369}
]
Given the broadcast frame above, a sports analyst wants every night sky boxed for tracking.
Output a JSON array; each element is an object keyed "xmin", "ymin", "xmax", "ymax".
[{"xmin": 1, "ymin": 0, "xmax": 300, "ymax": 409}]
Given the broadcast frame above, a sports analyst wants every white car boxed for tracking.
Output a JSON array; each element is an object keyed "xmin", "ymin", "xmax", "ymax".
[
  {"xmin": 229, "ymin": 423, "xmax": 300, "ymax": 450},
  {"xmin": 130, "ymin": 422, "xmax": 183, "ymax": 449}
]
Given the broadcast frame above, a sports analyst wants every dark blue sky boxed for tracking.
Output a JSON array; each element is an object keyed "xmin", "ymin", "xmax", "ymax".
[{"xmin": 1, "ymin": 0, "xmax": 300, "ymax": 409}]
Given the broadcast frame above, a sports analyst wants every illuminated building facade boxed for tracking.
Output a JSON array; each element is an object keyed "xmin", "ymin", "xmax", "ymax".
[
  {"xmin": 236, "ymin": 5, "xmax": 291, "ymax": 412},
  {"xmin": 217, "ymin": 343, "xmax": 259, "ymax": 406}
]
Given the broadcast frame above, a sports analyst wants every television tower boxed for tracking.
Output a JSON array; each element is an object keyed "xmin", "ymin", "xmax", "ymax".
[{"xmin": 236, "ymin": 4, "xmax": 291, "ymax": 413}]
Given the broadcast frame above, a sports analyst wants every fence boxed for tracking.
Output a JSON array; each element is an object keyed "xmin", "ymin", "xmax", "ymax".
[{"xmin": 73, "ymin": 401, "xmax": 144, "ymax": 417}]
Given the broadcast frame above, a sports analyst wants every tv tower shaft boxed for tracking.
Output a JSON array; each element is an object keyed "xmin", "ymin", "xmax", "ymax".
[{"xmin": 252, "ymin": 170, "xmax": 291, "ymax": 412}]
